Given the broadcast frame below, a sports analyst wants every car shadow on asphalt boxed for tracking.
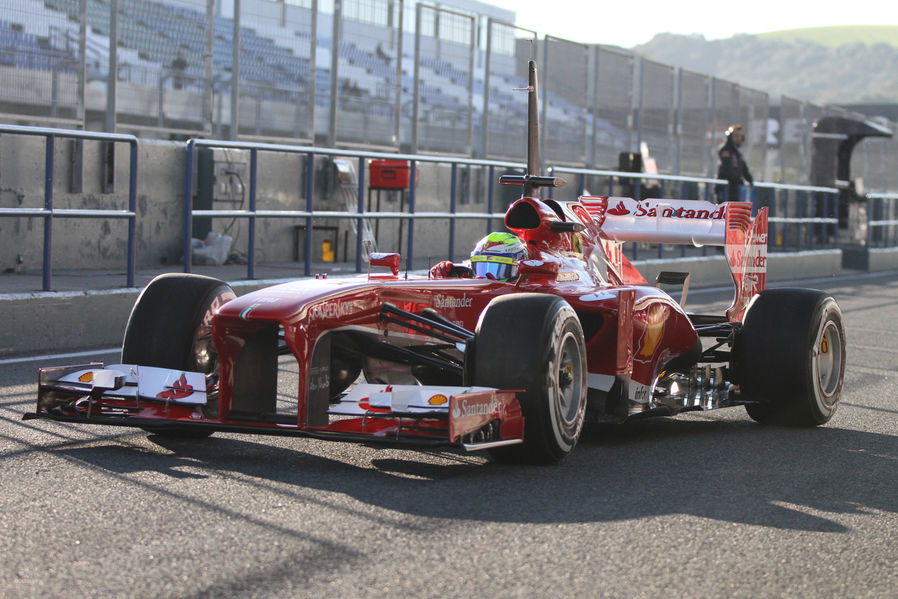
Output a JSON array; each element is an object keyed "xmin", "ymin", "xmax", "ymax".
[{"xmin": 47, "ymin": 413, "xmax": 898, "ymax": 534}]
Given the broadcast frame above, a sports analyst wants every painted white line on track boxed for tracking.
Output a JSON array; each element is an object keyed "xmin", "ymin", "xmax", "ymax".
[
  {"xmin": 0, "ymin": 347, "xmax": 120, "ymax": 366},
  {"xmin": 687, "ymin": 269, "xmax": 898, "ymax": 296}
]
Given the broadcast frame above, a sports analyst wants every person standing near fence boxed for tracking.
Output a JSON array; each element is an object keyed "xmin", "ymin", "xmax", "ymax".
[
  {"xmin": 171, "ymin": 51, "xmax": 188, "ymax": 90},
  {"xmin": 716, "ymin": 124, "xmax": 753, "ymax": 202}
]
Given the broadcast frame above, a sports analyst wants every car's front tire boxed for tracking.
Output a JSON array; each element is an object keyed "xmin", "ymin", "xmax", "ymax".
[
  {"xmin": 122, "ymin": 273, "xmax": 236, "ymax": 437},
  {"xmin": 468, "ymin": 293, "xmax": 587, "ymax": 464}
]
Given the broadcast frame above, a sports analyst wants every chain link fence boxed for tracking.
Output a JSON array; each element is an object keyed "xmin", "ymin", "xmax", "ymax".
[{"xmin": 0, "ymin": 0, "xmax": 895, "ymax": 190}]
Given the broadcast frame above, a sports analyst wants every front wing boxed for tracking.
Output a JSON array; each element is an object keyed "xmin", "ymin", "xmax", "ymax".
[{"xmin": 26, "ymin": 363, "xmax": 524, "ymax": 451}]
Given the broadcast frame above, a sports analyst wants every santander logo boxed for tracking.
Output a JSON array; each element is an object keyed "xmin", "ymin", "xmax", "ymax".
[
  {"xmin": 607, "ymin": 200, "xmax": 629, "ymax": 215},
  {"xmin": 451, "ymin": 397, "xmax": 500, "ymax": 419},
  {"xmin": 588, "ymin": 197, "xmax": 728, "ymax": 220}
]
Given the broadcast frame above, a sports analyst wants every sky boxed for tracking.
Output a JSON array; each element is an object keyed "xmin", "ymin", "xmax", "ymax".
[{"xmin": 483, "ymin": 0, "xmax": 898, "ymax": 48}]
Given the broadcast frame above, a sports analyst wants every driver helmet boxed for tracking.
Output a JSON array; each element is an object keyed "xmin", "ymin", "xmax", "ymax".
[{"xmin": 470, "ymin": 232, "xmax": 527, "ymax": 281}]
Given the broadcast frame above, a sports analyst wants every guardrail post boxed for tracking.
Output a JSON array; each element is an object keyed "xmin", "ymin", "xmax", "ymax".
[
  {"xmin": 127, "ymin": 140, "xmax": 137, "ymax": 287},
  {"xmin": 407, "ymin": 160, "xmax": 417, "ymax": 270},
  {"xmin": 184, "ymin": 139, "xmax": 195, "ymax": 274},
  {"xmin": 873, "ymin": 195, "xmax": 884, "ymax": 247},
  {"xmin": 247, "ymin": 148, "xmax": 257, "ymax": 279},
  {"xmin": 865, "ymin": 196, "xmax": 872, "ymax": 247},
  {"xmin": 486, "ymin": 165, "xmax": 494, "ymax": 235},
  {"xmin": 356, "ymin": 155, "xmax": 364, "ymax": 273},
  {"xmin": 304, "ymin": 152, "xmax": 314, "ymax": 277},
  {"xmin": 43, "ymin": 134, "xmax": 55, "ymax": 291},
  {"xmin": 449, "ymin": 163, "xmax": 457, "ymax": 260}
]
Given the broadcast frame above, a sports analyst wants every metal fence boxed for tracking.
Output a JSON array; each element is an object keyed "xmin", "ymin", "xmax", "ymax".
[
  {"xmin": 182, "ymin": 139, "xmax": 844, "ymax": 280},
  {"xmin": 2, "ymin": 126, "xmax": 885, "ymax": 293},
  {"xmin": 0, "ymin": 0, "xmax": 896, "ymax": 191},
  {"xmin": 0, "ymin": 124, "xmax": 138, "ymax": 290}
]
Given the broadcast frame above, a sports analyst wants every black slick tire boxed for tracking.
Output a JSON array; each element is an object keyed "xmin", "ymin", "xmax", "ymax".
[
  {"xmin": 469, "ymin": 293, "xmax": 587, "ymax": 464},
  {"xmin": 121, "ymin": 273, "xmax": 236, "ymax": 437},
  {"xmin": 737, "ymin": 288, "xmax": 845, "ymax": 426}
]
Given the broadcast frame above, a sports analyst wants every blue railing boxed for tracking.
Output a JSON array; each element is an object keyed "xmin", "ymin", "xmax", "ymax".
[
  {"xmin": 0, "ymin": 125, "xmax": 138, "ymax": 290},
  {"xmin": 0, "ymin": 128, "xmax": 863, "ymax": 292},
  {"xmin": 755, "ymin": 182, "xmax": 840, "ymax": 252},
  {"xmin": 184, "ymin": 138, "xmax": 524, "ymax": 278},
  {"xmin": 867, "ymin": 193, "xmax": 898, "ymax": 248},
  {"xmin": 183, "ymin": 138, "xmax": 846, "ymax": 278}
]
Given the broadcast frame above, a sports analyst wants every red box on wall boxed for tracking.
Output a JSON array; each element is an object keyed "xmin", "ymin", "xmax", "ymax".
[{"xmin": 369, "ymin": 159, "xmax": 412, "ymax": 190}]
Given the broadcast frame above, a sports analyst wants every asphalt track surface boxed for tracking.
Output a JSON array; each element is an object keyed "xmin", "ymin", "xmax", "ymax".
[{"xmin": 1, "ymin": 272, "xmax": 897, "ymax": 598}]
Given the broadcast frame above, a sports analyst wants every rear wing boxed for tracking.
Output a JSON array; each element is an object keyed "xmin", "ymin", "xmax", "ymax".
[{"xmin": 578, "ymin": 197, "xmax": 768, "ymax": 321}]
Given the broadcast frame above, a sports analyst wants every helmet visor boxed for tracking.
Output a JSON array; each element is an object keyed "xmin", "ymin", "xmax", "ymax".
[{"xmin": 472, "ymin": 260, "xmax": 517, "ymax": 281}]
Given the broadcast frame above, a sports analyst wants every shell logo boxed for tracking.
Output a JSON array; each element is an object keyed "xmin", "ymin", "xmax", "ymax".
[
  {"xmin": 637, "ymin": 304, "xmax": 665, "ymax": 358},
  {"xmin": 428, "ymin": 394, "xmax": 448, "ymax": 406},
  {"xmin": 78, "ymin": 372, "xmax": 93, "ymax": 383}
]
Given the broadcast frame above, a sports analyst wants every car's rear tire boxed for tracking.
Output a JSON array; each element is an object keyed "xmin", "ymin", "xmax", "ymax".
[
  {"xmin": 122, "ymin": 273, "xmax": 236, "ymax": 437},
  {"xmin": 468, "ymin": 293, "xmax": 587, "ymax": 464},
  {"xmin": 737, "ymin": 288, "xmax": 845, "ymax": 426}
]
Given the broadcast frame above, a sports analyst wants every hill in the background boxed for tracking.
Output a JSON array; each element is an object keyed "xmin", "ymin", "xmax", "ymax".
[
  {"xmin": 633, "ymin": 26, "xmax": 898, "ymax": 105},
  {"xmin": 758, "ymin": 25, "xmax": 898, "ymax": 48}
]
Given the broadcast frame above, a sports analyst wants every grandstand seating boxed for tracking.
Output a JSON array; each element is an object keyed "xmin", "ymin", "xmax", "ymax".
[{"xmin": 2, "ymin": 0, "xmax": 580, "ymax": 141}]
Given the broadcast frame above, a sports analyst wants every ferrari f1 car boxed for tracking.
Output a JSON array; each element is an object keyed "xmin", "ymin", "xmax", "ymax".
[{"xmin": 27, "ymin": 62, "xmax": 846, "ymax": 464}]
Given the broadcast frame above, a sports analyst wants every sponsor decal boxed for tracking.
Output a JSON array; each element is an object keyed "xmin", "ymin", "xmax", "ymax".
[
  {"xmin": 310, "ymin": 300, "xmax": 356, "ymax": 320},
  {"xmin": 598, "ymin": 198, "xmax": 727, "ymax": 221},
  {"xmin": 309, "ymin": 365, "xmax": 329, "ymax": 392},
  {"xmin": 433, "ymin": 293, "xmax": 474, "ymax": 308},
  {"xmin": 728, "ymin": 234, "xmax": 768, "ymax": 273},
  {"xmin": 636, "ymin": 304, "xmax": 666, "ymax": 359},
  {"xmin": 78, "ymin": 372, "xmax": 93, "ymax": 383},
  {"xmin": 451, "ymin": 396, "xmax": 501, "ymax": 419},
  {"xmin": 156, "ymin": 373, "xmax": 194, "ymax": 400},
  {"xmin": 632, "ymin": 204, "xmax": 726, "ymax": 220},
  {"xmin": 728, "ymin": 249, "xmax": 767, "ymax": 271},
  {"xmin": 631, "ymin": 382, "xmax": 651, "ymax": 404},
  {"xmin": 358, "ymin": 386, "xmax": 392, "ymax": 413},
  {"xmin": 428, "ymin": 394, "xmax": 448, "ymax": 406},
  {"xmin": 358, "ymin": 396, "xmax": 392, "ymax": 413},
  {"xmin": 434, "ymin": 294, "xmax": 473, "ymax": 309},
  {"xmin": 556, "ymin": 271, "xmax": 580, "ymax": 282},
  {"xmin": 607, "ymin": 200, "xmax": 630, "ymax": 216}
]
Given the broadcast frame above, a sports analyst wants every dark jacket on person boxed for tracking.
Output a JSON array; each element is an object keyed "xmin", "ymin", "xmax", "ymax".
[{"xmin": 716, "ymin": 137, "xmax": 753, "ymax": 202}]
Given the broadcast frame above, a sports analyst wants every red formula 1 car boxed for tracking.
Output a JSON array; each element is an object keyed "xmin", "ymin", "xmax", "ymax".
[{"xmin": 27, "ymin": 63, "xmax": 846, "ymax": 464}]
